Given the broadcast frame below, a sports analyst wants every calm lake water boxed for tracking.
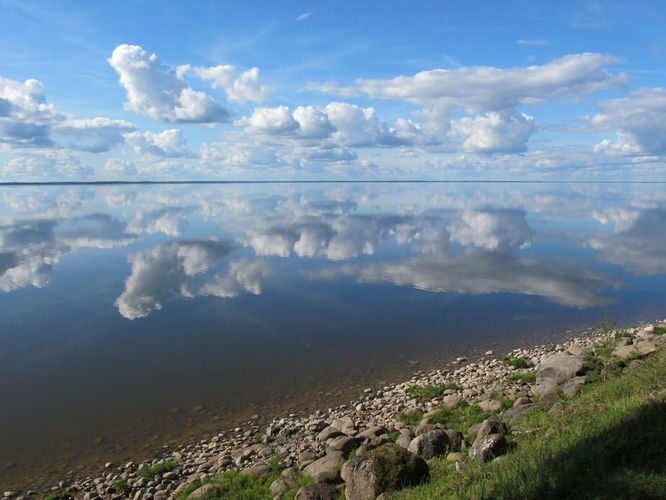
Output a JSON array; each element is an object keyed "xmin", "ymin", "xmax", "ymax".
[{"xmin": 2, "ymin": 181, "xmax": 666, "ymax": 488}]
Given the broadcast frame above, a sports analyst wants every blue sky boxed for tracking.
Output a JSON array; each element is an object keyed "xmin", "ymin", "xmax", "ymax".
[{"xmin": 1, "ymin": 0, "xmax": 665, "ymax": 180}]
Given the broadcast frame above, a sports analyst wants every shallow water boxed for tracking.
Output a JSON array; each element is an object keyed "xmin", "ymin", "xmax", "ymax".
[{"xmin": 1, "ymin": 181, "xmax": 666, "ymax": 488}]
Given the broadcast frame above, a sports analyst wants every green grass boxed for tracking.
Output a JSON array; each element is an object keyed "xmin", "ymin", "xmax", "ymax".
[
  {"xmin": 398, "ymin": 409, "xmax": 424, "ymax": 426},
  {"xmin": 508, "ymin": 371, "xmax": 537, "ymax": 384},
  {"xmin": 395, "ymin": 347, "xmax": 666, "ymax": 499},
  {"xmin": 406, "ymin": 382, "xmax": 461, "ymax": 401},
  {"xmin": 654, "ymin": 326, "xmax": 666, "ymax": 336},
  {"xmin": 112, "ymin": 476, "xmax": 130, "ymax": 495},
  {"xmin": 503, "ymin": 356, "xmax": 530, "ymax": 369},
  {"xmin": 174, "ymin": 468, "xmax": 317, "ymax": 500},
  {"xmin": 138, "ymin": 459, "xmax": 178, "ymax": 480},
  {"xmin": 614, "ymin": 330, "xmax": 632, "ymax": 340}
]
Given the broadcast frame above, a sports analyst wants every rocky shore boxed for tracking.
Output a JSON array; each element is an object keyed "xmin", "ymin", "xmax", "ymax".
[{"xmin": 6, "ymin": 319, "xmax": 666, "ymax": 500}]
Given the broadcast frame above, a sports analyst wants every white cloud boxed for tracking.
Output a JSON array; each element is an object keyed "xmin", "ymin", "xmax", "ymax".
[
  {"xmin": 109, "ymin": 44, "xmax": 230, "ymax": 123},
  {"xmin": 193, "ymin": 65, "xmax": 270, "ymax": 103},
  {"xmin": 104, "ymin": 159, "xmax": 137, "ymax": 175},
  {"xmin": 0, "ymin": 150, "xmax": 91, "ymax": 179},
  {"xmin": 238, "ymin": 105, "xmax": 299, "ymax": 134},
  {"xmin": 516, "ymin": 39, "xmax": 550, "ymax": 46},
  {"xmin": 292, "ymin": 106, "xmax": 335, "ymax": 138},
  {"xmin": 54, "ymin": 117, "xmax": 136, "ymax": 153},
  {"xmin": 124, "ymin": 128, "xmax": 192, "ymax": 157},
  {"xmin": 0, "ymin": 76, "xmax": 59, "ymax": 147},
  {"xmin": 296, "ymin": 12, "xmax": 312, "ymax": 21},
  {"xmin": 311, "ymin": 53, "xmax": 625, "ymax": 112},
  {"xmin": 592, "ymin": 87, "xmax": 666, "ymax": 156},
  {"xmin": 452, "ymin": 111, "xmax": 538, "ymax": 153}
]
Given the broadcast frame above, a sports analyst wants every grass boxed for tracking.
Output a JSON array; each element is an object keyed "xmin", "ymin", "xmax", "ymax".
[
  {"xmin": 508, "ymin": 371, "xmax": 537, "ymax": 384},
  {"xmin": 112, "ymin": 476, "xmax": 130, "ymax": 495},
  {"xmin": 503, "ymin": 356, "xmax": 530, "ymax": 369},
  {"xmin": 614, "ymin": 330, "xmax": 632, "ymax": 340},
  {"xmin": 426, "ymin": 403, "xmax": 495, "ymax": 442},
  {"xmin": 138, "ymin": 459, "xmax": 178, "ymax": 480},
  {"xmin": 406, "ymin": 382, "xmax": 461, "ymax": 401},
  {"xmin": 395, "ymin": 346, "xmax": 666, "ymax": 499},
  {"xmin": 398, "ymin": 409, "xmax": 424, "ymax": 426},
  {"xmin": 654, "ymin": 326, "xmax": 666, "ymax": 336},
  {"xmin": 174, "ymin": 467, "xmax": 317, "ymax": 500}
]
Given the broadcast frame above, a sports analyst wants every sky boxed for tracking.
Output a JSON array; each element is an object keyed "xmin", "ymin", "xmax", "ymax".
[{"xmin": 1, "ymin": 0, "xmax": 665, "ymax": 181}]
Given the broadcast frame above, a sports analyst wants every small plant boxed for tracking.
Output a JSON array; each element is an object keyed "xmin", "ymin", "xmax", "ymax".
[
  {"xmin": 398, "ymin": 409, "xmax": 424, "ymax": 426},
  {"xmin": 508, "ymin": 371, "xmax": 537, "ymax": 384},
  {"xmin": 387, "ymin": 430, "xmax": 399, "ymax": 442},
  {"xmin": 654, "ymin": 326, "xmax": 666, "ymax": 336},
  {"xmin": 598, "ymin": 311, "xmax": 615, "ymax": 335},
  {"xmin": 112, "ymin": 477, "xmax": 130, "ymax": 495},
  {"xmin": 503, "ymin": 356, "xmax": 530, "ymax": 369},
  {"xmin": 138, "ymin": 459, "xmax": 178, "ymax": 480},
  {"xmin": 406, "ymin": 382, "xmax": 461, "ymax": 401},
  {"xmin": 614, "ymin": 330, "xmax": 632, "ymax": 340}
]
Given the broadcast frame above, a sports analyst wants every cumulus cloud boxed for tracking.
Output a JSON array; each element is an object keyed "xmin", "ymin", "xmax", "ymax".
[
  {"xmin": 109, "ymin": 44, "xmax": 230, "ymax": 123},
  {"xmin": 592, "ymin": 87, "xmax": 666, "ymax": 156},
  {"xmin": 238, "ymin": 105, "xmax": 299, "ymax": 134},
  {"xmin": 452, "ymin": 111, "xmax": 538, "ymax": 153},
  {"xmin": 124, "ymin": 128, "xmax": 193, "ymax": 157},
  {"xmin": 104, "ymin": 159, "xmax": 137, "ymax": 175},
  {"xmin": 192, "ymin": 65, "xmax": 270, "ymax": 103},
  {"xmin": 0, "ymin": 76, "xmax": 58, "ymax": 147},
  {"xmin": 0, "ymin": 151, "xmax": 92, "ymax": 179},
  {"xmin": 54, "ymin": 117, "xmax": 136, "ymax": 153},
  {"xmin": 311, "ymin": 53, "xmax": 625, "ymax": 111}
]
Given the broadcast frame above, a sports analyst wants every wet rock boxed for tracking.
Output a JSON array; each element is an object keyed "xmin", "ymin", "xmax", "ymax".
[{"xmin": 343, "ymin": 443, "xmax": 429, "ymax": 500}]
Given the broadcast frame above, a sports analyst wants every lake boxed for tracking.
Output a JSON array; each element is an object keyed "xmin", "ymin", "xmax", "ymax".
[{"xmin": 2, "ymin": 181, "xmax": 666, "ymax": 488}]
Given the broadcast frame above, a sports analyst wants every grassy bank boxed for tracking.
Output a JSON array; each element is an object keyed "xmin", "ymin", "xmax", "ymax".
[{"xmin": 395, "ymin": 347, "xmax": 666, "ymax": 499}]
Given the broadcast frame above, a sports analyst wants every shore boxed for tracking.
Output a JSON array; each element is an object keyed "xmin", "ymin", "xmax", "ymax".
[{"xmin": 6, "ymin": 316, "xmax": 666, "ymax": 499}]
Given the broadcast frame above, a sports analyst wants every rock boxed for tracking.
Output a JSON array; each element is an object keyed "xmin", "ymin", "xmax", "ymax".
[
  {"xmin": 407, "ymin": 430, "xmax": 449, "ymax": 459},
  {"xmin": 561, "ymin": 376, "xmax": 586, "ymax": 398},
  {"xmin": 318, "ymin": 426, "xmax": 344, "ymax": 442},
  {"xmin": 327, "ymin": 436, "xmax": 358, "ymax": 454},
  {"xmin": 567, "ymin": 343, "xmax": 590, "ymax": 357},
  {"xmin": 613, "ymin": 343, "xmax": 638, "ymax": 359},
  {"xmin": 533, "ymin": 377, "xmax": 559, "ymax": 397},
  {"xmin": 356, "ymin": 426, "xmax": 386, "ymax": 441},
  {"xmin": 442, "ymin": 430, "xmax": 464, "ymax": 451},
  {"xmin": 476, "ymin": 416, "xmax": 506, "ymax": 439},
  {"xmin": 414, "ymin": 423, "xmax": 435, "ymax": 435},
  {"xmin": 503, "ymin": 403, "xmax": 536, "ymax": 425},
  {"xmin": 304, "ymin": 451, "xmax": 345, "ymax": 483},
  {"xmin": 638, "ymin": 326, "xmax": 655, "ymax": 337},
  {"xmin": 441, "ymin": 394, "xmax": 463, "ymax": 410},
  {"xmin": 343, "ymin": 443, "xmax": 429, "ymax": 500},
  {"xmin": 478, "ymin": 399, "xmax": 503, "ymax": 412},
  {"xmin": 513, "ymin": 396, "xmax": 530, "ymax": 407},
  {"xmin": 241, "ymin": 463, "xmax": 272, "ymax": 476},
  {"xmin": 187, "ymin": 484, "xmax": 221, "ymax": 499},
  {"xmin": 395, "ymin": 432, "xmax": 413, "ymax": 450},
  {"xmin": 446, "ymin": 452, "xmax": 464, "ymax": 462},
  {"xmin": 331, "ymin": 416, "xmax": 355, "ymax": 431},
  {"xmin": 469, "ymin": 434, "xmax": 507, "ymax": 462},
  {"xmin": 636, "ymin": 340, "xmax": 658, "ymax": 356},
  {"xmin": 298, "ymin": 449, "xmax": 317, "ymax": 463},
  {"xmin": 295, "ymin": 483, "xmax": 338, "ymax": 500},
  {"xmin": 536, "ymin": 353, "xmax": 584, "ymax": 384}
]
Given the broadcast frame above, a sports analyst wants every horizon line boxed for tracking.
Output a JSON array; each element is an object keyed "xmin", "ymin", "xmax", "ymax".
[{"xmin": 1, "ymin": 179, "xmax": 666, "ymax": 186}]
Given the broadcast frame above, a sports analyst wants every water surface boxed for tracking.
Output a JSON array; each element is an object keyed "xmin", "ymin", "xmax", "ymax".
[{"xmin": 2, "ymin": 182, "xmax": 666, "ymax": 488}]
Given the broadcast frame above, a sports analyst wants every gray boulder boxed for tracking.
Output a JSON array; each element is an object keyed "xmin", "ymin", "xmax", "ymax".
[
  {"xmin": 536, "ymin": 353, "xmax": 584, "ymax": 384},
  {"xmin": 343, "ymin": 443, "xmax": 429, "ymax": 500},
  {"xmin": 469, "ymin": 434, "xmax": 507, "ymax": 462},
  {"xmin": 295, "ymin": 483, "xmax": 338, "ymax": 500},
  {"xmin": 476, "ymin": 416, "xmax": 506, "ymax": 439},
  {"xmin": 407, "ymin": 429, "xmax": 449, "ymax": 459},
  {"xmin": 561, "ymin": 376, "xmax": 586, "ymax": 398},
  {"xmin": 304, "ymin": 451, "xmax": 345, "ymax": 483},
  {"xmin": 187, "ymin": 484, "xmax": 221, "ymax": 499}
]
